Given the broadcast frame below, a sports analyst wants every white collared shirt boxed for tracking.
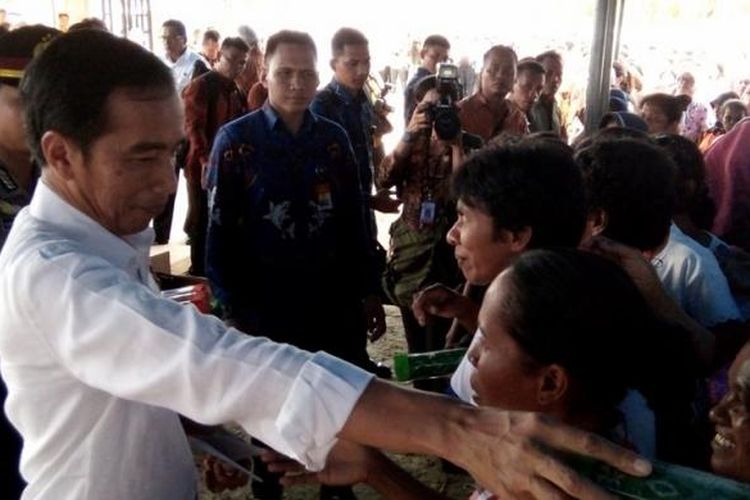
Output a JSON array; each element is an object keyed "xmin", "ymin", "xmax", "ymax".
[
  {"xmin": 0, "ymin": 182, "xmax": 373, "ymax": 499},
  {"xmin": 164, "ymin": 49, "xmax": 205, "ymax": 95},
  {"xmin": 651, "ymin": 224, "xmax": 741, "ymax": 327}
]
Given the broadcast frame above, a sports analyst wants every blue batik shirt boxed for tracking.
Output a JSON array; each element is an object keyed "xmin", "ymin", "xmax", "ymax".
[
  {"xmin": 205, "ymin": 103, "xmax": 376, "ymax": 338},
  {"xmin": 310, "ymin": 79, "xmax": 375, "ymax": 199}
]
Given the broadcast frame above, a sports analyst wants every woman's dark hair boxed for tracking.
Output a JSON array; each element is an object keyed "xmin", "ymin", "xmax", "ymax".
[
  {"xmin": 710, "ymin": 91, "xmax": 739, "ymax": 111},
  {"xmin": 653, "ymin": 133, "xmax": 716, "ymax": 230},
  {"xmin": 498, "ymin": 249, "xmax": 698, "ymax": 455},
  {"xmin": 452, "ymin": 138, "xmax": 585, "ymax": 248},
  {"xmin": 20, "ymin": 29, "xmax": 175, "ymax": 166},
  {"xmin": 640, "ymin": 92, "xmax": 691, "ymax": 125}
]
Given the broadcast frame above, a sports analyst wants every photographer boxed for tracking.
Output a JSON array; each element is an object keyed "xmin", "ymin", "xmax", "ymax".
[{"xmin": 378, "ymin": 73, "xmax": 480, "ymax": 389}]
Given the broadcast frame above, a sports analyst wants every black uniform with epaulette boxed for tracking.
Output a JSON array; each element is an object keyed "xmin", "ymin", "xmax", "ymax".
[{"xmin": 0, "ymin": 24, "xmax": 60, "ymax": 500}]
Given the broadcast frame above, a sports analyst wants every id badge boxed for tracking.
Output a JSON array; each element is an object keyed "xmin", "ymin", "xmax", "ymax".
[
  {"xmin": 419, "ymin": 200, "xmax": 436, "ymax": 227},
  {"xmin": 315, "ymin": 182, "xmax": 334, "ymax": 209}
]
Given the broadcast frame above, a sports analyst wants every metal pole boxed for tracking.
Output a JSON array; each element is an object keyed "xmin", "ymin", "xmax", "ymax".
[
  {"xmin": 584, "ymin": 0, "xmax": 625, "ymax": 133},
  {"xmin": 613, "ymin": 1, "xmax": 626, "ymax": 62}
]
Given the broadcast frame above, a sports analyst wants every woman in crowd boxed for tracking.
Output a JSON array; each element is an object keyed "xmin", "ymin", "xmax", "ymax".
[
  {"xmin": 699, "ymin": 98, "xmax": 748, "ymax": 152},
  {"xmin": 263, "ymin": 249, "xmax": 695, "ymax": 499},
  {"xmin": 377, "ymin": 74, "xmax": 474, "ymax": 389},
  {"xmin": 639, "ymin": 92, "xmax": 691, "ymax": 135}
]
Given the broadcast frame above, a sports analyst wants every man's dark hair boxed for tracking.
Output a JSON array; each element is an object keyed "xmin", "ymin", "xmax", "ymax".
[
  {"xmin": 68, "ymin": 17, "xmax": 108, "ymax": 32},
  {"xmin": 516, "ymin": 58, "xmax": 545, "ymax": 77},
  {"xmin": 483, "ymin": 45, "xmax": 517, "ymax": 66},
  {"xmin": 221, "ymin": 36, "xmax": 249, "ymax": 53},
  {"xmin": 452, "ymin": 138, "xmax": 586, "ymax": 248},
  {"xmin": 265, "ymin": 30, "xmax": 317, "ymax": 63},
  {"xmin": 331, "ymin": 27, "xmax": 368, "ymax": 56},
  {"xmin": 203, "ymin": 29, "xmax": 220, "ymax": 44},
  {"xmin": 20, "ymin": 30, "xmax": 175, "ymax": 165},
  {"xmin": 422, "ymin": 34, "xmax": 450, "ymax": 51},
  {"xmin": 575, "ymin": 138, "xmax": 676, "ymax": 251},
  {"xmin": 535, "ymin": 50, "xmax": 562, "ymax": 65},
  {"xmin": 162, "ymin": 19, "xmax": 186, "ymax": 39}
]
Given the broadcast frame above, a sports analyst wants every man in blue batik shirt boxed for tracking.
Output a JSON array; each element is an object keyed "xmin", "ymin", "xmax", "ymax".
[
  {"xmin": 311, "ymin": 28, "xmax": 400, "ymax": 256},
  {"xmin": 206, "ymin": 30, "xmax": 386, "ymax": 370}
]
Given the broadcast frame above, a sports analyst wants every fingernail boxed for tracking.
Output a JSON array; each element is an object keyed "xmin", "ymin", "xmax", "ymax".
[{"xmin": 634, "ymin": 458, "xmax": 652, "ymax": 475}]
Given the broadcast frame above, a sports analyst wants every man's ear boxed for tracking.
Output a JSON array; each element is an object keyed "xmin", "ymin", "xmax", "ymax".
[
  {"xmin": 260, "ymin": 64, "xmax": 269, "ymax": 89},
  {"xmin": 40, "ymin": 131, "xmax": 78, "ymax": 180},
  {"xmin": 329, "ymin": 57, "xmax": 337, "ymax": 72},
  {"xmin": 537, "ymin": 364, "xmax": 568, "ymax": 406},
  {"xmin": 588, "ymin": 208, "xmax": 608, "ymax": 236},
  {"xmin": 509, "ymin": 226, "xmax": 533, "ymax": 252}
]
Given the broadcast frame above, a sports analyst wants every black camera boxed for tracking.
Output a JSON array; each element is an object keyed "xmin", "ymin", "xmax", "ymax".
[{"xmin": 427, "ymin": 63, "xmax": 462, "ymax": 141}]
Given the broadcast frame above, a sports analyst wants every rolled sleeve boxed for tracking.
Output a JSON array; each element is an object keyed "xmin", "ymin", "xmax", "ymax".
[{"xmin": 267, "ymin": 352, "xmax": 374, "ymax": 470}]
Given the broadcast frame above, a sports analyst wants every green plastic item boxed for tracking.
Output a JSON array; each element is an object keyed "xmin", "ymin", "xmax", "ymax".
[
  {"xmin": 567, "ymin": 454, "xmax": 750, "ymax": 499},
  {"xmin": 393, "ymin": 348, "xmax": 467, "ymax": 382}
]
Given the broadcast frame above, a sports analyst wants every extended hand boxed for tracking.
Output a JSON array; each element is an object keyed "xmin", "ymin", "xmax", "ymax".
[
  {"xmin": 412, "ymin": 283, "xmax": 478, "ymax": 328},
  {"xmin": 371, "ymin": 189, "xmax": 402, "ymax": 214},
  {"xmin": 262, "ymin": 440, "xmax": 379, "ymax": 487},
  {"xmin": 363, "ymin": 295, "xmax": 387, "ymax": 342},
  {"xmin": 202, "ymin": 455, "xmax": 249, "ymax": 493},
  {"xmin": 458, "ymin": 409, "xmax": 651, "ymax": 499}
]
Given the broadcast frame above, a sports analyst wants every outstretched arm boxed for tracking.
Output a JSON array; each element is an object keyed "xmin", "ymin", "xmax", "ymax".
[{"xmin": 340, "ymin": 380, "xmax": 651, "ymax": 499}]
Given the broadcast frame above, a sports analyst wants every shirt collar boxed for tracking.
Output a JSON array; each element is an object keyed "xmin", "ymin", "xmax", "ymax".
[
  {"xmin": 330, "ymin": 79, "xmax": 365, "ymax": 106},
  {"xmin": 29, "ymin": 181, "xmax": 154, "ymax": 274},
  {"xmin": 261, "ymin": 101, "xmax": 316, "ymax": 136}
]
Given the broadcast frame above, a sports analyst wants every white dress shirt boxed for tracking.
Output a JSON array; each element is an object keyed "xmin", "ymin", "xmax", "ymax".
[
  {"xmin": 652, "ymin": 224, "xmax": 741, "ymax": 327},
  {"xmin": 0, "ymin": 182, "xmax": 373, "ymax": 499},
  {"xmin": 164, "ymin": 49, "xmax": 205, "ymax": 95}
]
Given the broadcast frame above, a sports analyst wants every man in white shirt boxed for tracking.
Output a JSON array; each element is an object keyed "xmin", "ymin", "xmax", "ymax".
[
  {"xmin": 161, "ymin": 19, "xmax": 204, "ymax": 95},
  {"xmin": 0, "ymin": 29, "xmax": 651, "ymax": 500}
]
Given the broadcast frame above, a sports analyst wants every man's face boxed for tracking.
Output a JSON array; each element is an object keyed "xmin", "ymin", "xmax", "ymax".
[
  {"xmin": 480, "ymin": 52, "xmax": 515, "ymax": 101},
  {"xmin": 0, "ymin": 85, "xmax": 27, "ymax": 153},
  {"xmin": 710, "ymin": 343, "xmax": 750, "ymax": 483},
  {"xmin": 161, "ymin": 27, "xmax": 186, "ymax": 60},
  {"xmin": 331, "ymin": 43, "xmax": 370, "ymax": 94},
  {"xmin": 65, "ymin": 89, "xmax": 182, "ymax": 236},
  {"xmin": 511, "ymin": 70, "xmax": 544, "ymax": 113},
  {"xmin": 264, "ymin": 43, "xmax": 319, "ymax": 119},
  {"xmin": 421, "ymin": 45, "xmax": 449, "ymax": 73},
  {"xmin": 540, "ymin": 56, "xmax": 563, "ymax": 97},
  {"xmin": 446, "ymin": 199, "xmax": 523, "ymax": 285},
  {"xmin": 203, "ymin": 39, "xmax": 220, "ymax": 60},
  {"xmin": 217, "ymin": 46, "xmax": 248, "ymax": 81}
]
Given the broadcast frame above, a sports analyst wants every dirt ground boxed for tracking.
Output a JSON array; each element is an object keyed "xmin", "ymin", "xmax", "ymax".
[{"xmin": 197, "ymin": 305, "xmax": 475, "ymax": 499}]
